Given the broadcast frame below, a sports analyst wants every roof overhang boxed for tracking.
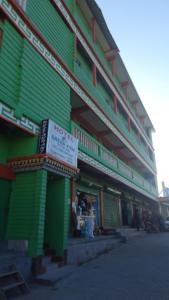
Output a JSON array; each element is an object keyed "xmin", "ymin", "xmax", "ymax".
[{"xmin": 8, "ymin": 154, "xmax": 79, "ymax": 177}]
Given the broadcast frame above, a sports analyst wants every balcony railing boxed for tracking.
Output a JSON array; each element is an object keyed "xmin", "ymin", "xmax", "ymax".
[
  {"xmin": 74, "ymin": 10, "xmax": 152, "ymax": 144},
  {"xmin": 74, "ymin": 63, "xmax": 155, "ymax": 172},
  {"xmin": 71, "ymin": 121, "xmax": 157, "ymax": 197}
]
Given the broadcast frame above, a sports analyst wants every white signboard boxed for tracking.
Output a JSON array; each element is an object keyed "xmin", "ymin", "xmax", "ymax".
[{"xmin": 39, "ymin": 120, "xmax": 78, "ymax": 168}]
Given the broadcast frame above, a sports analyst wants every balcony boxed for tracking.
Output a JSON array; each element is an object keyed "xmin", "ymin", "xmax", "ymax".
[
  {"xmin": 74, "ymin": 63, "xmax": 155, "ymax": 171},
  {"xmin": 71, "ymin": 121, "xmax": 157, "ymax": 198},
  {"xmin": 74, "ymin": 9, "xmax": 152, "ymax": 144}
]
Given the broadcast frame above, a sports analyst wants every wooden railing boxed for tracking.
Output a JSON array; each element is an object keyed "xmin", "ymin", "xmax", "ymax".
[
  {"xmin": 71, "ymin": 121, "xmax": 157, "ymax": 197},
  {"xmin": 74, "ymin": 9, "xmax": 152, "ymax": 145},
  {"xmin": 74, "ymin": 63, "xmax": 156, "ymax": 172}
]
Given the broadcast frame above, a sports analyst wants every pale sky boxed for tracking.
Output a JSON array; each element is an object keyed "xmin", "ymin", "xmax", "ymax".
[{"xmin": 96, "ymin": 0, "xmax": 169, "ymax": 193}]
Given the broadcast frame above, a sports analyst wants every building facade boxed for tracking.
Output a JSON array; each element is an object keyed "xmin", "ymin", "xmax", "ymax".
[{"xmin": 0, "ymin": 0, "xmax": 158, "ymax": 266}]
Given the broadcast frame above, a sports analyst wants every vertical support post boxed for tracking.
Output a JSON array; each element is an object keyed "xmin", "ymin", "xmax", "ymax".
[
  {"xmin": 128, "ymin": 116, "xmax": 131, "ymax": 132},
  {"xmin": 140, "ymin": 116, "xmax": 145, "ymax": 126},
  {"xmin": 132, "ymin": 100, "xmax": 139, "ymax": 113},
  {"xmin": 100, "ymin": 189, "xmax": 104, "ymax": 227},
  {"xmin": 118, "ymin": 197, "xmax": 122, "ymax": 226},
  {"xmin": 74, "ymin": 34, "xmax": 77, "ymax": 62},
  {"xmin": 121, "ymin": 81, "xmax": 129, "ymax": 99},
  {"xmin": 28, "ymin": 170, "xmax": 47, "ymax": 257},
  {"xmin": 93, "ymin": 64, "xmax": 97, "ymax": 86},
  {"xmin": 114, "ymin": 94, "xmax": 118, "ymax": 113},
  {"xmin": 111, "ymin": 55, "xmax": 116, "ymax": 75},
  {"xmin": 70, "ymin": 177, "xmax": 76, "ymax": 232}
]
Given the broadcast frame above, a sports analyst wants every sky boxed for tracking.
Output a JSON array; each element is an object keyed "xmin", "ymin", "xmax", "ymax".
[{"xmin": 96, "ymin": 0, "xmax": 169, "ymax": 193}]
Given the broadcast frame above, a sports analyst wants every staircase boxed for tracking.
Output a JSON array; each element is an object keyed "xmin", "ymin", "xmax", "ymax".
[{"xmin": 0, "ymin": 269, "xmax": 30, "ymax": 299}]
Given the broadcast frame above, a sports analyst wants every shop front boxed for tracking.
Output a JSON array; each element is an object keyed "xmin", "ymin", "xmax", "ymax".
[
  {"xmin": 6, "ymin": 119, "xmax": 79, "ymax": 273},
  {"xmin": 71, "ymin": 175, "xmax": 102, "ymax": 239}
]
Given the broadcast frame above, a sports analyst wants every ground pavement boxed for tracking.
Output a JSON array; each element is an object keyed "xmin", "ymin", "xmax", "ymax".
[{"xmin": 15, "ymin": 232, "xmax": 169, "ymax": 300}]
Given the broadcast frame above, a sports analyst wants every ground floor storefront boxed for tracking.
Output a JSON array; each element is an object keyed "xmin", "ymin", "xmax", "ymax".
[
  {"xmin": 159, "ymin": 197, "xmax": 169, "ymax": 219},
  {"xmin": 70, "ymin": 172, "xmax": 122, "ymax": 240},
  {"xmin": 0, "ymin": 121, "xmax": 158, "ymax": 278},
  {"xmin": 69, "ymin": 163, "xmax": 159, "ymax": 242},
  {"xmin": 0, "ymin": 119, "xmax": 79, "ymax": 276}
]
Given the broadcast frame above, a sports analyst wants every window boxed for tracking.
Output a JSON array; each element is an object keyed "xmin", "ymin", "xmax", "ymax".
[{"xmin": 15, "ymin": 0, "xmax": 27, "ymax": 11}]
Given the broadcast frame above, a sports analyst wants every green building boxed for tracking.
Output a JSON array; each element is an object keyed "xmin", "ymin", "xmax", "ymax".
[{"xmin": 0, "ymin": 0, "xmax": 158, "ymax": 272}]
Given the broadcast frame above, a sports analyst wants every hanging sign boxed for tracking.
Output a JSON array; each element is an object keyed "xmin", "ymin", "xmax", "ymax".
[{"xmin": 39, "ymin": 119, "xmax": 78, "ymax": 168}]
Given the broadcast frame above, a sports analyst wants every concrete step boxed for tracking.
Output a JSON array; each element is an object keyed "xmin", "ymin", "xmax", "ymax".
[
  {"xmin": 34, "ymin": 265, "xmax": 77, "ymax": 286},
  {"xmin": 0, "ymin": 252, "xmax": 31, "ymax": 280},
  {"xmin": 2, "ymin": 281, "xmax": 25, "ymax": 292},
  {"xmin": 116, "ymin": 228, "xmax": 146, "ymax": 239},
  {"xmin": 0, "ymin": 269, "xmax": 30, "ymax": 298},
  {"xmin": 42, "ymin": 256, "xmax": 60, "ymax": 274},
  {"xmin": 68, "ymin": 235, "xmax": 121, "ymax": 265}
]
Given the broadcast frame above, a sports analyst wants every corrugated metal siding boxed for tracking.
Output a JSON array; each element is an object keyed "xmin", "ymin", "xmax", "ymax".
[
  {"xmin": 0, "ymin": 21, "xmax": 23, "ymax": 109},
  {"xmin": 6, "ymin": 170, "xmax": 47, "ymax": 257},
  {"xmin": 19, "ymin": 41, "xmax": 71, "ymax": 130},
  {"xmin": 26, "ymin": 0, "xmax": 74, "ymax": 70},
  {"xmin": 63, "ymin": 0, "xmax": 74, "ymax": 12},
  {"xmin": 0, "ymin": 0, "xmax": 73, "ymax": 130},
  {"xmin": 0, "ymin": 24, "xmax": 71, "ymax": 130},
  {"xmin": 45, "ymin": 177, "xmax": 70, "ymax": 256},
  {"xmin": 103, "ymin": 193, "xmax": 120, "ymax": 228}
]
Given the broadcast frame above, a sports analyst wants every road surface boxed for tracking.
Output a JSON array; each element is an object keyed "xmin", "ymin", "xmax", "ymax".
[{"xmin": 16, "ymin": 233, "xmax": 169, "ymax": 300}]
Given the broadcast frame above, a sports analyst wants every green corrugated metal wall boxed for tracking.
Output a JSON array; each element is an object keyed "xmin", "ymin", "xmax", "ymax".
[
  {"xmin": 26, "ymin": 0, "xmax": 74, "ymax": 71},
  {"xmin": 0, "ymin": 0, "xmax": 73, "ymax": 128},
  {"xmin": 0, "ymin": 0, "xmax": 73, "ymax": 257},
  {"xmin": 103, "ymin": 193, "xmax": 120, "ymax": 228},
  {"xmin": 45, "ymin": 177, "xmax": 70, "ymax": 256},
  {"xmin": 0, "ymin": 22, "xmax": 23, "ymax": 110},
  {"xmin": 9, "ymin": 136, "xmax": 38, "ymax": 159},
  {"xmin": 19, "ymin": 41, "xmax": 71, "ymax": 130},
  {"xmin": 0, "ymin": 0, "xmax": 157, "ymax": 258},
  {"xmin": 6, "ymin": 170, "xmax": 47, "ymax": 257},
  {"xmin": 0, "ymin": 23, "xmax": 71, "ymax": 130}
]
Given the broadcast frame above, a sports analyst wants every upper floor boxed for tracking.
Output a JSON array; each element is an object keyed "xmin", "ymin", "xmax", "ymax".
[
  {"xmin": 0, "ymin": 0, "xmax": 157, "ymax": 178},
  {"xmin": 69, "ymin": 0, "xmax": 155, "ymax": 142},
  {"xmin": 60, "ymin": 0, "xmax": 156, "ymax": 173}
]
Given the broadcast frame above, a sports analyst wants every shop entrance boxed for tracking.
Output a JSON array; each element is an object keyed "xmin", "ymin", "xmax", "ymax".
[
  {"xmin": 121, "ymin": 199, "xmax": 129, "ymax": 226},
  {"xmin": 121, "ymin": 199, "xmax": 133, "ymax": 226},
  {"xmin": 71, "ymin": 190, "xmax": 100, "ymax": 238}
]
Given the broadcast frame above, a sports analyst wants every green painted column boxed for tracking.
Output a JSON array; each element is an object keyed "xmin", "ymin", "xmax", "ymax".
[
  {"xmin": 45, "ymin": 177, "xmax": 70, "ymax": 257},
  {"xmin": 6, "ymin": 170, "xmax": 47, "ymax": 257},
  {"xmin": 28, "ymin": 170, "xmax": 47, "ymax": 257}
]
